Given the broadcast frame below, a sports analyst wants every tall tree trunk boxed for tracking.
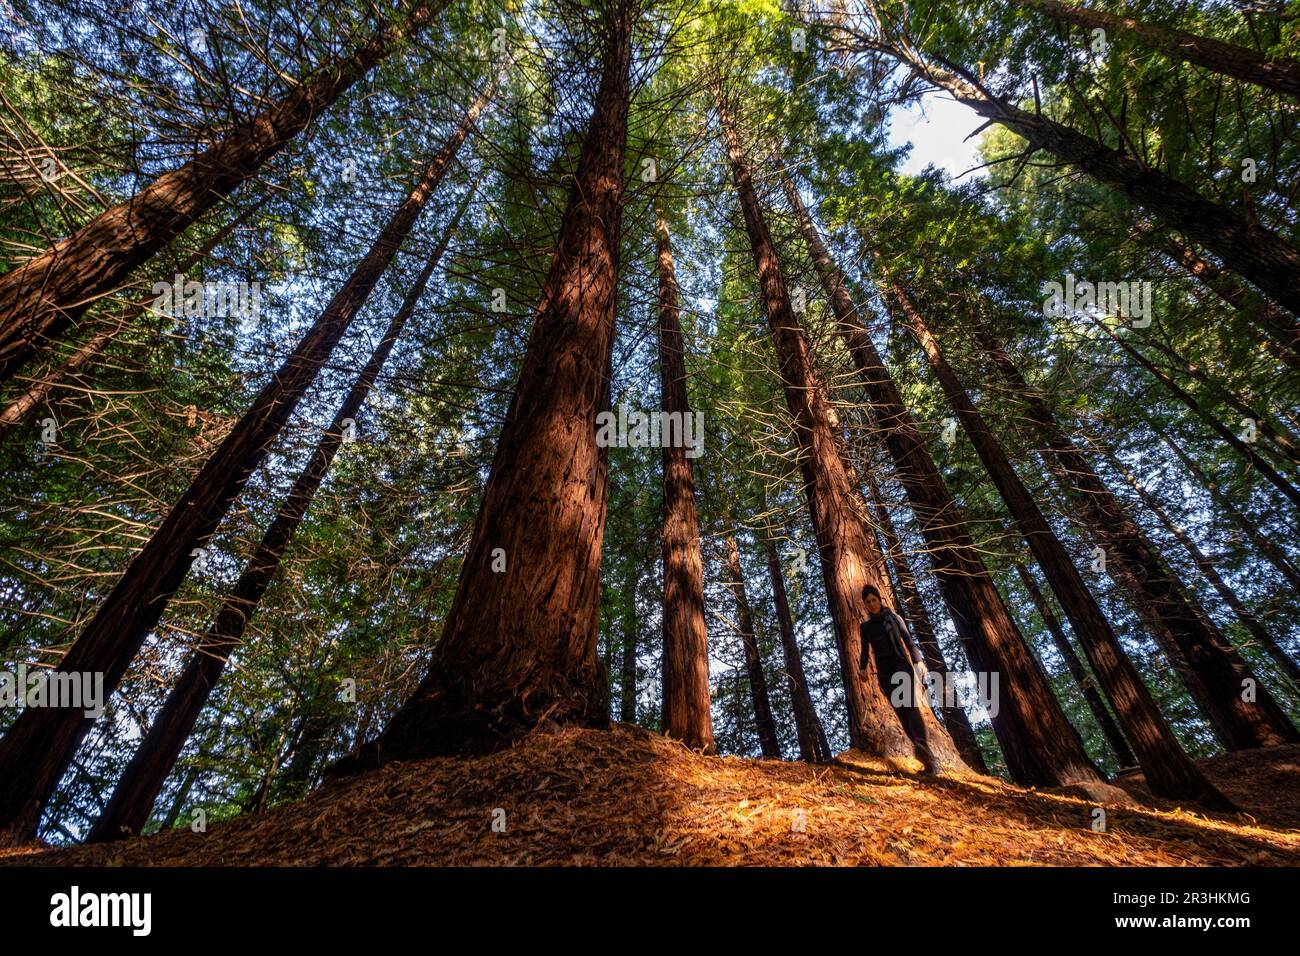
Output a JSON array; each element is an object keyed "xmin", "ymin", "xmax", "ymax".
[
  {"xmin": 245, "ymin": 734, "xmax": 289, "ymax": 815},
  {"xmin": 85, "ymin": 196, "xmax": 466, "ymax": 843},
  {"xmin": 1144, "ymin": 226, "xmax": 1300, "ymax": 369},
  {"xmin": 656, "ymin": 205, "xmax": 714, "ymax": 753},
  {"xmin": 0, "ymin": 200, "xmax": 262, "ymax": 446},
  {"xmin": 894, "ymin": 285, "xmax": 1231, "ymax": 805},
  {"xmin": 762, "ymin": 536, "xmax": 832, "ymax": 762},
  {"xmin": 339, "ymin": 3, "xmax": 636, "ymax": 767},
  {"xmin": 860, "ymin": 39, "xmax": 1300, "ymax": 316},
  {"xmin": 1118, "ymin": 327, "xmax": 1300, "ymax": 466},
  {"xmin": 780, "ymin": 174, "xmax": 1096, "ymax": 785},
  {"xmin": 1093, "ymin": 318, "xmax": 1300, "ymax": 507},
  {"xmin": 715, "ymin": 88, "xmax": 965, "ymax": 773},
  {"xmin": 1018, "ymin": 0, "xmax": 1300, "ymax": 98},
  {"xmin": 157, "ymin": 764, "xmax": 199, "ymax": 833},
  {"xmin": 720, "ymin": 528, "xmax": 781, "ymax": 759},
  {"xmin": 1155, "ymin": 422, "xmax": 1300, "ymax": 593},
  {"xmin": 275, "ymin": 711, "xmax": 340, "ymax": 797},
  {"xmin": 1102, "ymin": 450, "xmax": 1300, "ymax": 692},
  {"xmin": 619, "ymin": 559, "xmax": 639, "ymax": 724},
  {"xmin": 971, "ymin": 318, "xmax": 1299, "ymax": 750},
  {"xmin": 0, "ymin": 87, "xmax": 484, "ymax": 847},
  {"xmin": 0, "ymin": 0, "xmax": 451, "ymax": 383},
  {"xmin": 861, "ymin": 469, "xmax": 989, "ymax": 772},
  {"xmin": 1012, "ymin": 562, "xmax": 1134, "ymax": 766}
]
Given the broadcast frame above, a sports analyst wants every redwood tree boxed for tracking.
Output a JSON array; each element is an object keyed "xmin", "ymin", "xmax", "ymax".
[
  {"xmin": 0, "ymin": 84, "xmax": 485, "ymax": 845},
  {"xmin": 721, "ymin": 526, "xmax": 781, "ymax": 759},
  {"xmin": 780, "ymin": 175, "xmax": 1099, "ymax": 786},
  {"xmin": 861, "ymin": 468, "xmax": 989, "ymax": 773},
  {"xmin": 85, "ymin": 194, "xmax": 469, "ymax": 843},
  {"xmin": 656, "ymin": 205, "xmax": 715, "ymax": 753},
  {"xmin": 715, "ymin": 84, "xmax": 966, "ymax": 773},
  {"xmin": 832, "ymin": 21, "xmax": 1300, "ymax": 318},
  {"xmin": 1102, "ymin": 449, "xmax": 1300, "ymax": 692},
  {"xmin": 762, "ymin": 536, "xmax": 832, "ymax": 762},
  {"xmin": 336, "ymin": 0, "xmax": 636, "ymax": 767},
  {"xmin": 0, "ymin": 200, "xmax": 262, "ymax": 446},
  {"xmin": 892, "ymin": 283, "xmax": 1232, "ymax": 807},
  {"xmin": 971, "ymin": 316, "xmax": 1299, "ymax": 750},
  {"xmin": 0, "ymin": 0, "xmax": 452, "ymax": 383},
  {"xmin": 1155, "ymin": 422, "xmax": 1300, "ymax": 594},
  {"xmin": 1017, "ymin": 0, "xmax": 1300, "ymax": 98},
  {"xmin": 1013, "ymin": 562, "xmax": 1134, "ymax": 767}
]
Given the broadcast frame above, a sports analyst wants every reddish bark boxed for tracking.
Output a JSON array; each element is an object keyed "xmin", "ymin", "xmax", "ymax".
[
  {"xmin": 1020, "ymin": 0, "xmax": 1300, "ymax": 98},
  {"xmin": 0, "ymin": 201, "xmax": 263, "ymax": 446},
  {"xmin": 1012, "ymin": 563, "xmax": 1134, "ymax": 767},
  {"xmin": 762, "ymin": 536, "xmax": 833, "ymax": 762},
  {"xmin": 1155, "ymin": 423, "xmax": 1300, "ymax": 594},
  {"xmin": 1148, "ymin": 229, "xmax": 1300, "ymax": 370},
  {"xmin": 715, "ymin": 88, "xmax": 965, "ymax": 772},
  {"xmin": 655, "ymin": 205, "xmax": 715, "ymax": 753},
  {"xmin": 895, "ymin": 286, "xmax": 1231, "ymax": 806},
  {"xmin": 1103, "ymin": 451, "xmax": 1300, "ymax": 694},
  {"xmin": 971, "ymin": 318, "xmax": 1299, "ymax": 750},
  {"xmin": 871, "ymin": 47, "xmax": 1300, "ymax": 316},
  {"xmin": 0, "ymin": 88, "xmax": 482, "ymax": 846},
  {"xmin": 337, "ymin": 3, "xmax": 636, "ymax": 766},
  {"xmin": 1093, "ymin": 319, "xmax": 1300, "ymax": 508},
  {"xmin": 85, "ymin": 194, "xmax": 468, "ymax": 843},
  {"xmin": 721, "ymin": 528, "xmax": 781, "ymax": 759},
  {"xmin": 780, "ymin": 176, "xmax": 1097, "ymax": 786},
  {"xmin": 0, "ymin": 1, "xmax": 451, "ymax": 384},
  {"xmin": 861, "ymin": 469, "xmax": 989, "ymax": 773},
  {"xmin": 619, "ymin": 560, "xmax": 640, "ymax": 724}
]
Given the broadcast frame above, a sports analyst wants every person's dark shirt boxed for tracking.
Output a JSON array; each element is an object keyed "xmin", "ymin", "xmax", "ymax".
[{"xmin": 859, "ymin": 607, "xmax": 925, "ymax": 672}]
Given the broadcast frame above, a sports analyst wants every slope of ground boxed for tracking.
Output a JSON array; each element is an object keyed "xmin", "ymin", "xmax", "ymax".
[
  {"xmin": 1114, "ymin": 742, "xmax": 1300, "ymax": 830},
  {"xmin": 4, "ymin": 724, "xmax": 1298, "ymax": 866}
]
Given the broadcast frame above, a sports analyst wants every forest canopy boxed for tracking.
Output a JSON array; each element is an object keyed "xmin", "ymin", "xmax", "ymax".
[{"xmin": 0, "ymin": 0, "xmax": 1296, "ymax": 853}]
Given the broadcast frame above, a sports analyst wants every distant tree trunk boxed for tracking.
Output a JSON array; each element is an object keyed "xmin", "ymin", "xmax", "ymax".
[
  {"xmin": 0, "ymin": 87, "xmax": 484, "ymax": 847},
  {"xmin": 1093, "ymin": 319, "xmax": 1300, "ymax": 508},
  {"xmin": 157, "ymin": 765, "xmax": 199, "ymax": 833},
  {"xmin": 716, "ymin": 89, "xmax": 965, "ymax": 772},
  {"xmin": 0, "ymin": 0, "xmax": 451, "ymax": 383},
  {"xmin": 1013, "ymin": 562, "xmax": 1134, "ymax": 766},
  {"xmin": 1119, "ymin": 330, "xmax": 1300, "ymax": 466},
  {"xmin": 0, "ymin": 200, "xmax": 262, "ymax": 446},
  {"xmin": 656, "ymin": 205, "xmax": 715, "ymax": 753},
  {"xmin": 894, "ymin": 285, "xmax": 1231, "ymax": 805},
  {"xmin": 340, "ymin": 3, "xmax": 636, "ymax": 767},
  {"xmin": 1145, "ymin": 227, "xmax": 1299, "ymax": 369},
  {"xmin": 780, "ymin": 174, "xmax": 1096, "ymax": 785},
  {"xmin": 245, "ymin": 738, "xmax": 288, "ymax": 815},
  {"xmin": 1103, "ymin": 450, "xmax": 1300, "ymax": 692},
  {"xmin": 972, "ymin": 318, "xmax": 1299, "ymax": 750},
  {"xmin": 85, "ymin": 197, "xmax": 465, "ymax": 843},
  {"xmin": 275, "ymin": 711, "xmax": 340, "ymax": 796},
  {"xmin": 1018, "ymin": 0, "xmax": 1300, "ymax": 98},
  {"xmin": 1154, "ymin": 422, "xmax": 1300, "ymax": 593},
  {"xmin": 861, "ymin": 469, "xmax": 988, "ymax": 772},
  {"xmin": 721, "ymin": 528, "xmax": 781, "ymax": 759},
  {"xmin": 762, "ymin": 536, "xmax": 832, "ymax": 762},
  {"xmin": 619, "ymin": 560, "xmax": 639, "ymax": 724},
  {"xmin": 866, "ymin": 45, "xmax": 1300, "ymax": 316}
]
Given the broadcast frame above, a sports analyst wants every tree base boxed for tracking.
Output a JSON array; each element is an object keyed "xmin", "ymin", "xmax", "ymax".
[{"xmin": 324, "ymin": 698, "xmax": 611, "ymax": 780}]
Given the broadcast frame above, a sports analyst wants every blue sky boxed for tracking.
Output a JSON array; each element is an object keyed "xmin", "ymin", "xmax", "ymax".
[{"xmin": 887, "ymin": 91, "xmax": 988, "ymax": 181}]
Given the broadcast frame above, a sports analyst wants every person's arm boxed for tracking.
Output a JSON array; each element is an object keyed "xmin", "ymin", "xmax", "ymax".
[{"xmin": 891, "ymin": 611, "xmax": 927, "ymax": 670}]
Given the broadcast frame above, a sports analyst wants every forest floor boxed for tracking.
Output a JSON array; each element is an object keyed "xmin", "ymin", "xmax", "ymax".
[{"xmin": 5, "ymin": 723, "xmax": 1299, "ymax": 866}]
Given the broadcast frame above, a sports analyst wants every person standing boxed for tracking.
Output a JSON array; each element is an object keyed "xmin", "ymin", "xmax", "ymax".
[{"xmin": 860, "ymin": 584, "xmax": 938, "ymax": 769}]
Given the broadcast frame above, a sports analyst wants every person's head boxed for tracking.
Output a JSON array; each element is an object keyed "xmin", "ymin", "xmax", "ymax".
[{"xmin": 862, "ymin": 584, "xmax": 884, "ymax": 616}]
